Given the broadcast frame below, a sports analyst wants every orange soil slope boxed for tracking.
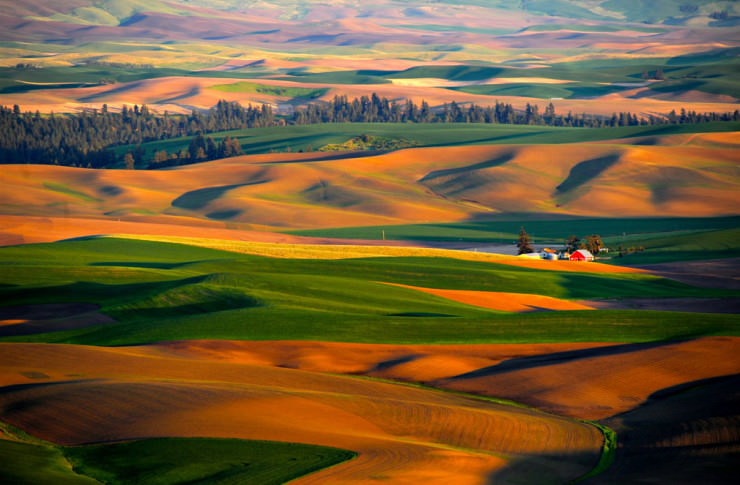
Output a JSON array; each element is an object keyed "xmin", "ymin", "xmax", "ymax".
[
  {"xmin": 0, "ymin": 343, "xmax": 603, "ymax": 484},
  {"xmin": 151, "ymin": 338, "xmax": 740, "ymax": 422},
  {"xmin": 383, "ymin": 282, "xmax": 595, "ymax": 312},
  {"xmin": 1, "ymin": 134, "xmax": 738, "ymax": 236}
]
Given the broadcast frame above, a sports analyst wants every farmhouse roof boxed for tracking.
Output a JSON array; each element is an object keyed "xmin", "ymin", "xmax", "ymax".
[{"xmin": 574, "ymin": 249, "xmax": 594, "ymax": 258}]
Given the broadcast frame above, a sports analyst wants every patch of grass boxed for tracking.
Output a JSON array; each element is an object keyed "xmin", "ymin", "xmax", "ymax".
[
  {"xmin": 280, "ymin": 70, "xmax": 391, "ymax": 84},
  {"xmin": 391, "ymin": 24, "xmax": 515, "ymax": 35},
  {"xmin": 0, "ymin": 439, "xmax": 98, "ymax": 485},
  {"xmin": 318, "ymin": 134, "xmax": 419, "ymax": 151},
  {"xmin": 569, "ymin": 422, "xmax": 617, "ymax": 483},
  {"xmin": 0, "ymin": 237, "xmax": 737, "ymax": 346},
  {"xmin": 521, "ymin": 23, "xmax": 667, "ymax": 33},
  {"xmin": 380, "ymin": 65, "xmax": 507, "ymax": 81},
  {"xmin": 605, "ymin": 228, "xmax": 740, "ymax": 264},
  {"xmin": 62, "ymin": 438, "xmax": 355, "ymax": 485},
  {"xmin": 290, "ymin": 216, "xmax": 740, "ymax": 245},
  {"xmin": 454, "ymin": 82, "xmax": 631, "ymax": 99},
  {"xmin": 114, "ymin": 121, "xmax": 740, "ymax": 162},
  {"xmin": 42, "ymin": 182, "xmax": 101, "ymax": 203},
  {"xmin": 454, "ymin": 83, "xmax": 574, "ymax": 99},
  {"xmin": 210, "ymin": 81, "xmax": 327, "ymax": 99},
  {"xmin": 0, "ymin": 433, "xmax": 355, "ymax": 485}
]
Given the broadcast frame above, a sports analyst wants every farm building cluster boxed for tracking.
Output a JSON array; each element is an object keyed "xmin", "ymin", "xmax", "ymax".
[{"xmin": 520, "ymin": 248, "xmax": 596, "ymax": 261}]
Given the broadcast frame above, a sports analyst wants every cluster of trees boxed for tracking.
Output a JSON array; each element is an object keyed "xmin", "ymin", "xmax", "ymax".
[
  {"xmin": 616, "ymin": 244, "xmax": 645, "ymax": 258},
  {"xmin": 0, "ymin": 101, "xmax": 273, "ymax": 167},
  {"xmin": 145, "ymin": 134, "xmax": 243, "ymax": 169},
  {"xmin": 641, "ymin": 68, "xmax": 664, "ymax": 81},
  {"xmin": 292, "ymin": 94, "xmax": 740, "ymax": 128},
  {"xmin": 2, "ymin": 95, "xmax": 739, "ymax": 168},
  {"xmin": 516, "ymin": 229, "xmax": 605, "ymax": 256},
  {"xmin": 566, "ymin": 234, "xmax": 603, "ymax": 255}
]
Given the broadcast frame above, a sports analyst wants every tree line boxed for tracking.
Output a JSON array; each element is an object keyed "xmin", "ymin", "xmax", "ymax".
[
  {"xmin": 1, "ymin": 95, "xmax": 738, "ymax": 168},
  {"xmin": 0, "ymin": 101, "xmax": 273, "ymax": 167},
  {"xmin": 517, "ymin": 229, "xmax": 606, "ymax": 256}
]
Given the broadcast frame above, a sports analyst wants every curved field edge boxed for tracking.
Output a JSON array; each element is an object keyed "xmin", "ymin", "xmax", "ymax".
[
  {"xmin": 0, "ymin": 426, "xmax": 357, "ymax": 485},
  {"xmin": 569, "ymin": 422, "xmax": 617, "ymax": 484},
  {"xmin": 333, "ymin": 374, "xmax": 616, "ymax": 482}
]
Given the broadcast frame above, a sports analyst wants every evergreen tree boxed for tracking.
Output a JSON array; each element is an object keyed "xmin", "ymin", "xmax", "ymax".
[
  {"xmin": 517, "ymin": 226, "xmax": 534, "ymax": 254},
  {"xmin": 124, "ymin": 153, "xmax": 135, "ymax": 170},
  {"xmin": 585, "ymin": 235, "xmax": 603, "ymax": 254},
  {"xmin": 566, "ymin": 235, "xmax": 580, "ymax": 253}
]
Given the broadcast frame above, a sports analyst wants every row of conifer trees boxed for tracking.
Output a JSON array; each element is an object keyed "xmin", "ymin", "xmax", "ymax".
[{"xmin": 1, "ymin": 95, "xmax": 738, "ymax": 168}]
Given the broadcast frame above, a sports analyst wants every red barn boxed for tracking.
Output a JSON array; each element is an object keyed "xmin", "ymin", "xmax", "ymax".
[{"xmin": 569, "ymin": 249, "xmax": 594, "ymax": 262}]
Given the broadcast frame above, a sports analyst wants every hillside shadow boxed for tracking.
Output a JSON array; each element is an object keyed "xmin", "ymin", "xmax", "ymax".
[
  {"xmin": 265, "ymin": 150, "xmax": 385, "ymax": 164},
  {"xmin": 485, "ymin": 450, "xmax": 602, "ymax": 485},
  {"xmin": 78, "ymin": 81, "xmax": 144, "ymax": 102},
  {"xmin": 171, "ymin": 181, "xmax": 266, "ymax": 210},
  {"xmin": 156, "ymin": 86, "xmax": 200, "ymax": 105},
  {"xmin": 0, "ymin": 276, "xmax": 208, "ymax": 308},
  {"xmin": 418, "ymin": 152, "xmax": 515, "ymax": 182},
  {"xmin": 599, "ymin": 373, "xmax": 740, "ymax": 484},
  {"xmin": 447, "ymin": 340, "xmax": 683, "ymax": 381},
  {"xmin": 555, "ymin": 153, "xmax": 620, "ymax": 194},
  {"xmin": 425, "ymin": 130, "xmax": 552, "ymax": 148}
]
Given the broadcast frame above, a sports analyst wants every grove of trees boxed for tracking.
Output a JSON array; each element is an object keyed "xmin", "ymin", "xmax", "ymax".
[{"xmin": 2, "ymin": 95, "xmax": 738, "ymax": 168}]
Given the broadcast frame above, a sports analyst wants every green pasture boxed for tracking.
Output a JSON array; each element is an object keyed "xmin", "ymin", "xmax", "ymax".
[
  {"xmin": 520, "ymin": 23, "xmax": 667, "ymax": 33},
  {"xmin": 390, "ymin": 24, "xmax": 515, "ymax": 35},
  {"xmin": 0, "ymin": 439, "xmax": 97, "ymax": 485},
  {"xmin": 291, "ymin": 215, "xmax": 740, "ymax": 245},
  {"xmin": 603, "ymin": 227, "xmax": 740, "ymax": 264},
  {"xmin": 64, "ymin": 438, "xmax": 355, "ymax": 485},
  {"xmin": 0, "ymin": 237, "xmax": 737, "ymax": 346},
  {"xmin": 292, "ymin": 218, "xmax": 740, "ymax": 265},
  {"xmin": 210, "ymin": 81, "xmax": 327, "ymax": 99},
  {"xmin": 114, "ymin": 121, "xmax": 740, "ymax": 163},
  {"xmin": 337, "ymin": 51, "xmax": 739, "ymax": 84},
  {"xmin": 0, "ymin": 435, "xmax": 354, "ymax": 485},
  {"xmin": 453, "ymin": 82, "xmax": 631, "ymax": 99},
  {"xmin": 278, "ymin": 70, "xmax": 391, "ymax": 84}
]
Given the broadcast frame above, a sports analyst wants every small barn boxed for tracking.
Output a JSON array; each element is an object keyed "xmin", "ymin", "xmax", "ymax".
[{"xmin": 569, "ymin": 249, "xmax": 594, "ymax": 262}]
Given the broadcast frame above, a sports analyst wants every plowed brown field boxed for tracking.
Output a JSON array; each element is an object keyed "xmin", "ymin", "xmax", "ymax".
[
  {"xmin": 2, "ymin": 135, "xmax": 738, "ymax": 239},
  {"xmin": 0, "ymin": 342, "xmax": 603, "ymax": 484},
  {"xmin": 149, "ymin": 338, "xmax": 740, "ymax": 419},
  {"xmin": 383, "ymin": 283, "xmax": 596, "ymax": 312}
]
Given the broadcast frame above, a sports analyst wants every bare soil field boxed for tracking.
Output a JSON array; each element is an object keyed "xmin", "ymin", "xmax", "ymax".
[
  {"xmin": 154, "ymin": 337, "xmax": 740, "ymax": 483},
  {"xmin": 2, "ymin": 136, "xmax": 738, "ymax": 237},
  {"xmin": 0, "ymin": 342, "xmax": 604, "ymax": 484},
  {"xmin": 149, "ymin": 338, "xmax": 740, "ymax": 421},
  {"xmin": 596, "ymin": 373, "xmax": 740, "ymax": 484},
  {"xmin": 383, "ymin": 283, "xmax": 596, "ymax": 312}
]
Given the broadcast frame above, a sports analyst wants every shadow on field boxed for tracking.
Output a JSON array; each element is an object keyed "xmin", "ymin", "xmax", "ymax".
[
  {"xmin": 448, "ymin": 340, "xmax": 685, "ymax": 380},
  {"xmin": 0, "ymin": 303, "xmax": 115, "ymax": 337},
  {"xmin": 90, "ymin": 261, "xmax": 195, "ymax": 269},
  {"xmin": 485, "ymin": 450, "xmax": 601, "ymax": 485},
  {"xmin": 264, "ymin": 150, "xmax": 385, "ymax": 164},
  {"xmin": 418, "ymin": 151, "xmax": 515, "ymax": 182},
  {"xmin": 172, "ymin": 181, "xmax": 267, "ymax": 210},
  {"xmin": 599, "ymin": 373, "xmax": 740, "ymax": 485},
  {"xmin": 555, "ymin": 153, "xmax": 620, "ymax": 194}
]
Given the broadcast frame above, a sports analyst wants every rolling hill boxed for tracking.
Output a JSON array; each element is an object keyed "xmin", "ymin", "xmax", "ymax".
[{"xmin": 1, "ymin": 131, "xmax": 738, "ymax": 242}]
